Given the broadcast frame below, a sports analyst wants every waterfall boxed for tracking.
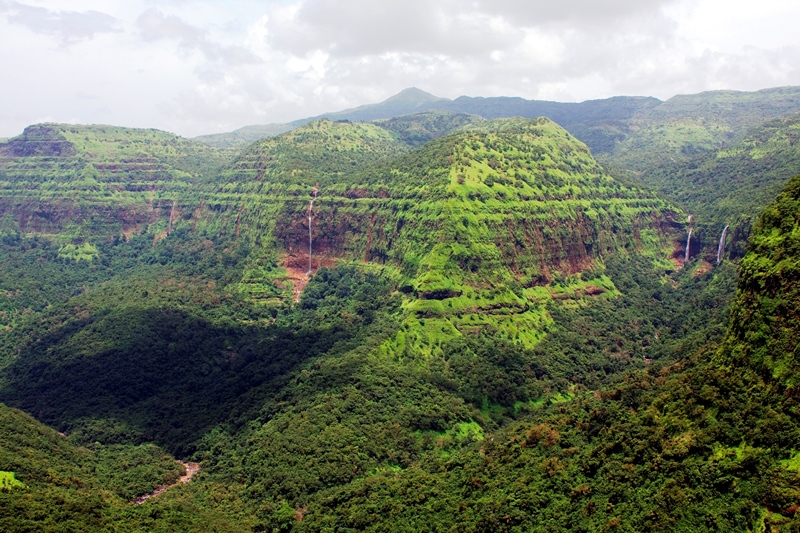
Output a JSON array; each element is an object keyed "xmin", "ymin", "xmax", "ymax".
[
  {"xmin": 685, "ymin": 228, "xmax": 692, "ymax": 263},
  {"xmin": 307, "ymin": 186, "xmax": 318, "ymax": 274},
  {"xmin": 716, "ymin": 225, "xmax": 729, "ymax": 265}
]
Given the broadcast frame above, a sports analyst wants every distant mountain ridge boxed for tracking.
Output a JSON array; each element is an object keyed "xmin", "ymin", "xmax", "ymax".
[
  {"xmin": 194, "ymin": 87, "xmax": 449, "ymax": 149},
  {"xmin": 194, "ymin": 85, "xmax": 800, "ymax": 175},
  {"xmin": 193, "ymin": 88, "xmax": 663, "ymax": 151}
]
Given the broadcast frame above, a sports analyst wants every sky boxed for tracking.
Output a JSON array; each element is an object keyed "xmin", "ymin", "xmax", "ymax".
[{"xmin": 1, "ymin": 0, "xmax": 799, "ymax": 138}]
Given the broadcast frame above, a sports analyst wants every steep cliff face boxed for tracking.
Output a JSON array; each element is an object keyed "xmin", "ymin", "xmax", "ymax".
[
  {"xmin": 721, "ymin": 175, "xmax": 800, "ymax": 385},
  {"xmin": 231, "ymin": 118, "xmax": 684, "ymax": 350},
  {"xmin": 0, "ymin": 118, "xmax": 684, "ymax": 351}
]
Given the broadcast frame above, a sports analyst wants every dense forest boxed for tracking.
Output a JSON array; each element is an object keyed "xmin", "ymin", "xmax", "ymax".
[{"xmin": 1, "ymin": 86, "xmax": 800, "ymax": 531}]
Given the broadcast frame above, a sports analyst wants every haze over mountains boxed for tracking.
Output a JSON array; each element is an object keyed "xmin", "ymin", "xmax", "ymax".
[
  {"xmin": 1, "ymin": 84, "xmax": 800, "ymax": 531},
  {"xmin": 194, "ymin": 85, "xmax": 800, "ymax": 156}
]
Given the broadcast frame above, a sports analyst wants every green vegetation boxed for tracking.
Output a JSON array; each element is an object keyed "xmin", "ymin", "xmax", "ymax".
[
  {"xmin": 1, "ymin": 97, "xmax": 800, "ymax": 531},
  {"xmin": 375, "ymin": 110, "xmax": 486, "ymax": 147},
  {"xmin": 0, "ymin": 471, "xmax": 24, "ymax": 491},
  {"xmin": 607, "ymin": 86, "xmax": 800, "ymax": 171},
  {"xmin": 0, "ymin": 401, "xmax": 199, "ymax": 532},
  {"xmin": 609, "ymin": 112, "xmax": 800, "ymax": 263}
]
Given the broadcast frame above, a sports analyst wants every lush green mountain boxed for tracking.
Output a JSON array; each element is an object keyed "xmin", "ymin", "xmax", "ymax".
[
  {"xmin": 0, "ymin": 122, "xmax": 233, "ymax": 181},
  {"xmin": 0, "ymin": 123, "xmax": 234, "ymax": 242},
  {"xmin": 375, "ymin": 110, "xmax": 486, "ymax": 147},
  {"xmin": 253, "ymin": 177, "xmax": 800, "ymax": 532},
  {"xmin": 619, "ymin": 112, "xmax": 800, "ymax": 263},
  {"xmin": 224, "ymin": 118, "xmax": 410, "ymax": 186},
  {"xmin": 606, "ymin": 86, "xmax": 800, "ymax": 172},
  {"xmin": 6, "ymin": 103, "xmax": 800, "ymax": 531},
  {"xmin": 0, "ymin": 115, "xmax": 682, "ymax": 369},
  {"xmin": 218, "ymin": 116, "xmax": 680, "ymax": 351}
]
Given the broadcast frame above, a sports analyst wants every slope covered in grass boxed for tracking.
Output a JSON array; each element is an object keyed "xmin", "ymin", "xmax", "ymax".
[{"xmin": 281, "ymin": 177, "xmax": 800, "ymax": 532}]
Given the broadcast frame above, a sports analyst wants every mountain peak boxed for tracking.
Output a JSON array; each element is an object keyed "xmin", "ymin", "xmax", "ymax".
[
  {"xmin": 297, "ymin": 87, "xmax": 450, "ymax": 125},
  {"xmin": 382, "ymin": 87, "xmax": 447, "ymax": 106}
]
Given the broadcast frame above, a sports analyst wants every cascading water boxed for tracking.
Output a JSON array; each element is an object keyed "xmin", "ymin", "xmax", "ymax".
[
  {"xmin": 307, "ymin": 186, "xmax": 318, "ymax": 274},
  {"xmin": 716, "ymin": 225, "xmax": 729, "ymax": 265},
  {"xmin": 685, "ymin": 228, "xmax": 692, "ymax": 263}
]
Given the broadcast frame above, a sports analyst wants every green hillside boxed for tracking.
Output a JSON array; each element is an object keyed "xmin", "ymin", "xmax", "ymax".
[
  {"xmin": 260, "ymin": 177, "xmax": 800, "ymax": 531},
  {"xmin": 620, "ymin": 112, "xmax": 800, "ymax": 262},
  {"xmin": 0, "ymin": 123, "xmax": 234, "ymax": 241},
  {"xmin": 375, "ymin": 110, "xmax": 486, "ymax": 147},
  {"xmin": 0, "ymin": 116, "xmax": 683, "ymax": 399},
  {"xmin": 0, "ymin": 401, "xmax": 213, "ymax": 532},
  {"xmin": 6, "ymin": 102, "xmax": 800, "ymax": 531},
  {"xmin": 607, "ymin": 86, "xmax": 800, "ymax": 172},
  {"xmin": 223, "ymin": 118, "xmax": 409, "ymax": 187},
  {"xmin": 216, "ymin": 116, "xmax": 681, "ymax": 352}
]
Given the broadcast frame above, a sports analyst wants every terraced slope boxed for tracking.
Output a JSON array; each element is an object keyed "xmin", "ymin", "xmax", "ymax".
[
  {"xmin": 223, "ymin": 118, "xmax": 409, "ymax": 187},
  {"xmin": 607, "ymin": 86, "xmax": 800, "ymax": 172},
  {"xmin": 627, "ymin": 113, "xmax": 800, "ymax": 261},
  {"xmin": 0, "ymin": 116, "xmax": 684, "ymax": 354},
  {"xmin": 226, "ymin": 117, "xmax": 683, "ymax": 351},
  {"xmin": 0, "ymin": 123, "xmax": 234, "ymax": 240}
]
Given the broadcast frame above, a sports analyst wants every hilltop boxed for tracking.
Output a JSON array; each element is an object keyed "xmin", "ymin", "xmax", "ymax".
[{"xmin": 1, "ymin": 89, "xmax": 800, "ymax": 531}]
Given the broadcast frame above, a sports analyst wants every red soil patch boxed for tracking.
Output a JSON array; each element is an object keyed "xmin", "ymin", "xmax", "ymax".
[
  {"xmin": 131, "ymin": 461, "xmax": 200, "ymax": 504},
  {"xmin": 280, "ymin": 252, "xmax": 339, "ymax": 302}
]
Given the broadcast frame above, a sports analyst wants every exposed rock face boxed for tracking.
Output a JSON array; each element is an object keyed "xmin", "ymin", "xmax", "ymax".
[
  {"xmin": 0, "ymin": 125, "xmax": 77, "ymax": 158},
  {"xmin": 0, "ymin": 118, "xmax": 684, "ymax": 351}
]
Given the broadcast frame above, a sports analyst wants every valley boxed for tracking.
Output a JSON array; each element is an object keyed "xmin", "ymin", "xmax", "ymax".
[{"xmin": 0, "ymin": 85, "xmax": 799, "ymax": 531}]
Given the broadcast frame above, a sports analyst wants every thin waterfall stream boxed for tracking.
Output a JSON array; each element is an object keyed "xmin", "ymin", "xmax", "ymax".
[
  {"xmin": 685, "ymin": 228, "xmax": 692, "ymax": 263},
  {"xmin": 717, "ymin": 225, "xmax": 729, "ymax": 265}
]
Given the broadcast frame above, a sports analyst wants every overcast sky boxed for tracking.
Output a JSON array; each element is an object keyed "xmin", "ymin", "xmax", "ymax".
[{"xmin": 1, "ymin": 0, "xmax": 799, "ymax": 138}]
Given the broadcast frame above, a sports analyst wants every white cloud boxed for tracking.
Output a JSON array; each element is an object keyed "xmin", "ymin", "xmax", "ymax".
[
  {"xmin": 1, "ymin": 0, "xmax": 800, "ymax": 138},
  {"xmin": 0, "ymin": 1, "xmax": 121, "ymax": 43}
]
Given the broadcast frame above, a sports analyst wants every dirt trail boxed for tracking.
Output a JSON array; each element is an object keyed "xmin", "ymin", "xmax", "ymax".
[{"xmin": 131, "ymin": 461, "xmax": 200, "ymax": 504}]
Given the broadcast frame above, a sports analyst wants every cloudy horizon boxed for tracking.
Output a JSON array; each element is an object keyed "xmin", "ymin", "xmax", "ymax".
[{"xmin": 1, "ymin": 0, "xmax": 799, "ymax": 139}]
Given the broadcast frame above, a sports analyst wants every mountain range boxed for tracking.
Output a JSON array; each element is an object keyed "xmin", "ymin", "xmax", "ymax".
[{"xmin": 0, "ymin": 85, "xmax": 800, "ymax": 531}]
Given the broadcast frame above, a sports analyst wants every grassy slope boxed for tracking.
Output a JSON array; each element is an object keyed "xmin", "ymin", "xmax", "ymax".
[
  {"xmin": 607, "ymin": 86, "xmax": 800, "ymax": 173},
  {"xmin": 0, "ymin": 123, "xmax": 235, "ymax": 242},
  {"xmin": 0, "ymin": 115, "xmax": 699, "ymax": 531},
  {"xmin": 0, "ymin": 401, "xmax": 219, "ymax": 532},
  {"xmin": 620, "ymin": 113, "xmax": 800, "ymax": 261},
  {"xmin": 285, "ymin": 177, "xmax": 800, "ymax": 532}
]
